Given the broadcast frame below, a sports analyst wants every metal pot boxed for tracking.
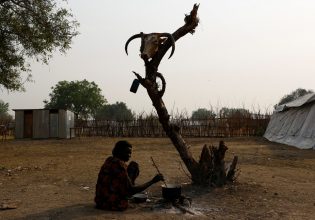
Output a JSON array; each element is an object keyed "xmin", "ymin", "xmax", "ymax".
[{"xmin": 162, "ymin": 184, "xmax": 182, "ymax": 201}]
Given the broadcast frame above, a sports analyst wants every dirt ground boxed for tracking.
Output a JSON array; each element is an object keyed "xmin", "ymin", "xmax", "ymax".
[{"xmin": 0, "ymin": 137, "xmax": 314, "ymax": 220}]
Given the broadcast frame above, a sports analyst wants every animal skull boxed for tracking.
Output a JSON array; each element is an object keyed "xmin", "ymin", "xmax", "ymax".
[{"xmin": 125, "ymin": 32, "xmax": 175, "ymax": 60}]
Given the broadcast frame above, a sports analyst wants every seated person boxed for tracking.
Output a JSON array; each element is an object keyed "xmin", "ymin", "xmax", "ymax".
[{"xmin": 95, "ymin": 140, "xmax": 164, "ymax": 211}]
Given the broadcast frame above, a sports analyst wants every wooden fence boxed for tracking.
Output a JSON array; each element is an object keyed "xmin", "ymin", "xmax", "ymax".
[{"xmin": 70, "ymin": 115, "xmax": 270, "ymax": 138}]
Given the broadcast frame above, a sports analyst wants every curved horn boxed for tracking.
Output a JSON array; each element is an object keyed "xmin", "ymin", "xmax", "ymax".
[
  {"xmin": 161, "ymin": 33, "xmax": 175, "ymax": 59},
  {"xmin": 125, "ymin": 32, "xmax": 143, "ymax": 55}
]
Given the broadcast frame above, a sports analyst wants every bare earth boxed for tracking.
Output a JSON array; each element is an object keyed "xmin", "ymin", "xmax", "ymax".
[{"xmin": 0, "ymin": 137, "xmax": 314, "ymax": 220}]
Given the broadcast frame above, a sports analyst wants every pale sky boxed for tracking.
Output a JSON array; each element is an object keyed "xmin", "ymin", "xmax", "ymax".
[{"xmin": 2, "ymin": 0, "xmax": 315, "ymax": 116}]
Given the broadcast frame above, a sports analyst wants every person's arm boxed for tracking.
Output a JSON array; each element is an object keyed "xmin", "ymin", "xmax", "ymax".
[{"xmin": 129, "ymin": 174, "xmax": 164, "ymax": 195}]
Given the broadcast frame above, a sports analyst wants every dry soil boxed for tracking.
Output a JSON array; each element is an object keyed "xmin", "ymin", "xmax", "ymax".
[{"xmin": 0, "ymin": 137, "xmax": 314, "ymax": 220}]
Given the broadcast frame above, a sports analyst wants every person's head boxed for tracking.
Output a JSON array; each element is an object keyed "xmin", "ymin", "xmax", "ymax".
[{"xmin": 112, "ymin": 140, "xmax": 132, "ymax": 162}]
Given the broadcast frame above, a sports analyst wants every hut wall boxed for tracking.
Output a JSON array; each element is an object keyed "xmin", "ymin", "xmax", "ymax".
[
  {"xmin": 58, "ymin": 110, "xmax": 66, "ymax": 138},
  {"xmin": 14, "ymin": 111, "xmax": 24, "ymax": 139},
  {"xmin": 33, "ymin": 109, "xmax": 49, "ymax": 139},
  {"xmin": 14, "ymin": 109, "xmax": 74, "ymax": 139},
  {"xmin": 67, "ymin": 111, "xmax": 75, "ymax": 138},
  {"xmin": 49, "ymin": 112, "xmax": 59, "ymax": 138},
  {"xmin": 58, "ymin": 110, "xmax": 75, "ymax": 138}
]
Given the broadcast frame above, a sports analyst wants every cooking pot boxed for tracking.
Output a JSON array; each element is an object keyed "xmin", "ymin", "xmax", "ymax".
[{"xmin": 162, "ymin": 184, "xmax": 182, "ymax": 201}]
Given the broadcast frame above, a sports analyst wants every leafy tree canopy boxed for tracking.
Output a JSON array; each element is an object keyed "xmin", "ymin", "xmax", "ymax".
[
  {"xmin": 219, "ymin": 107, "xmax": 251, "ymax": 119},
  {"xmin": 276, "ymin": 88, "xmax": 314, "ymax": 108},
  {"xmin": 95, "ymin": 102, "xmax": 135, "ymax": 121},
  {"xmin": 0, "ymin": 0, "xmax": 79, "ymax": 91},
  {"xmin": 44, "ymin": 80, "xmax": 106, "ymax": 120},
  {"xmin": 191, "ymin": 108, "xmax": 216, "ymax": 120}
]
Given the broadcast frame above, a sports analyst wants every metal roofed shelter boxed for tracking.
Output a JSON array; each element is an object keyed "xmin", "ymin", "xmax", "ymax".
[
  {"xmin": 264, "ymin": 93, "xmax": 315, "ymax": 149},
  {"xmin": 13, "ymin": 109, "xmax": 75, "ymax": 139}
]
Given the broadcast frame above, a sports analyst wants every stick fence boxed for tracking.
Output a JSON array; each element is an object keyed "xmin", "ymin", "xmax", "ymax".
[{"xmin": 70, "ymin": 114, "xmax": 270, "ymax": 138}]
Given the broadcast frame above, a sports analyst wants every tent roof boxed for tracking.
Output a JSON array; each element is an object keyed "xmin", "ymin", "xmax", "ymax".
[{"xmin": 275, "ymin": 93, "xmax": 315, "ymax": 112}]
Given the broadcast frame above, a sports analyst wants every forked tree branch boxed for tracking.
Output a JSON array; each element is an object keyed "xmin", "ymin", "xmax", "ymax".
[
  {"xmin": 135, "ymin": 4, "xmax": 201, "ymax": 177},
  {"xmin": 151, "ymin": 3, "xmax": 200, "ymax": 68},
  {"xmin": 133, "ymin": 3, "xmax": 237, "ymax": 185}
]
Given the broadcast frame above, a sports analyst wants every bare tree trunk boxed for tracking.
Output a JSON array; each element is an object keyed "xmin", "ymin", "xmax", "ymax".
[{"xmin": 132, "ymin": 4, "xmax": 237, "ymax": 185}]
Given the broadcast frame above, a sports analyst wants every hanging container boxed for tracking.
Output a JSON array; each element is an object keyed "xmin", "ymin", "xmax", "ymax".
[{"xmin": 130, "ymin": 79, "xmax": 140, "ymax": 93}]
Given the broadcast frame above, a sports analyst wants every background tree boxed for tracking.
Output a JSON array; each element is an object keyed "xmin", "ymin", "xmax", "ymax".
[
  {"xmin": 191, "ymin": 108, "xmax": 216, "ymax": 120},
  {"xmin": 44, "ymin": 80, "xmax": 106, "ymax": 120},
  {"xmin": 219, "ymin": 107, "xmax": 251, "ymax": 119},
  {"xmin": 275, "ymin": 88, "xmax": 314, "ymax": 108},
  {"xmin": 0, "ymin": 99, "xmax": 13, "ymax": 123},
  {"xmin": 0, "ymin": 0, "xmax": 79, "ymax": 91},
  {"xmin": 95, "ymin": 102, "xmax": 135, "ymax": 121},
  {"xmin": 0, "ymin": 99, "xmax": 9, "ymax": 115}
]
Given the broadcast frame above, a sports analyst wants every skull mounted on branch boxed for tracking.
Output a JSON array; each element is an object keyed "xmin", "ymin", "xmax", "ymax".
[{"xmin": 125, "ymin": 32, "xmax": 175, "ymax": 61}]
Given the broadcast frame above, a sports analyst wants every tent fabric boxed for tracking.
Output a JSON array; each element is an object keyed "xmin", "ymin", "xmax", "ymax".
[
  {"xmin": 264, "ymin": 93, "xmax": 315, "ymax": 149},
  {"xmin": 275, "ymin": 93, "xmax": 315, "ymax": 112}
]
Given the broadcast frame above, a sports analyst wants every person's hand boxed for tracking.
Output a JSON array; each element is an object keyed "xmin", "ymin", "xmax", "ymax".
[{"xmin": 152, "ymin": 174, "xmax": 164, "ymax": 183}]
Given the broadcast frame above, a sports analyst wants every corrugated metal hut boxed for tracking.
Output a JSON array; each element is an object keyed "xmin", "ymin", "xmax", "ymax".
[{"xmin": 13, "ymin": 109, "xmax": 75, "ymax": 139}]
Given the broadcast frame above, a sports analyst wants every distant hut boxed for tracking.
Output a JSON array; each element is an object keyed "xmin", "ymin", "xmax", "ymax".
[{"xmin": 13, "ymin": 109, "xmax": 75, "ymax": 139}]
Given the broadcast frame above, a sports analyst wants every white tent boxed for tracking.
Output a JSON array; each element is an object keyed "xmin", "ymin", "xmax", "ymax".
[{"xmin": 264, "ymin": 93, "xmax": 315, "ymax": 149}]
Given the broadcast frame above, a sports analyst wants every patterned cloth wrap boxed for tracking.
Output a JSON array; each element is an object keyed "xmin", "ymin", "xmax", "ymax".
[{"xmin": 95, "ymin": 156, "xmax": 139, "ymax": 211}]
